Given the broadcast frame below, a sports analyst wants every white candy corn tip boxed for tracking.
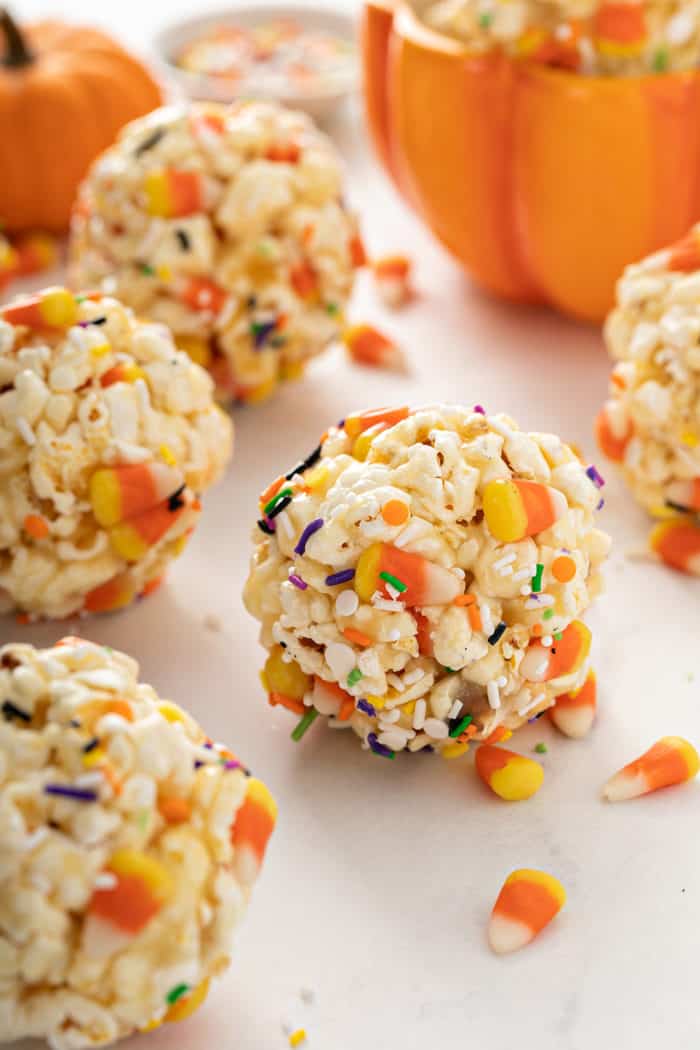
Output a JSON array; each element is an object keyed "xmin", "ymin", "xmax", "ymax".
[
  {"xmin": 488, "ymin": 915, "xmax": 533, "ymax": 955},
  {"xmin": 550, "ymin": 705, "xmax": 595, "ymax": 739},
  {"xmin": 602, "ymin": 770, "xmax": 649, "ymax": 802}
]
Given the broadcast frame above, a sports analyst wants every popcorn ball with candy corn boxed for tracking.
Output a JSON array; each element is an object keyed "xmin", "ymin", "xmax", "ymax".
[
  {"xmin": 244, "ymin": 404, "xmax": 610, "ymax": 758},
  {"xmin": 70, "ymin": 101, "xmax": 364, "ymax": 404},
  {"xmin": 0, "ymin": 286, "xmax": 232, "ymax": 619},
  {"xmin": 0, "ymin": 638, "xmax": 276, "ymax": 1049},
  {"xmin": 599, "ymin": 224, "xmax": 700, "ymax": 574}
]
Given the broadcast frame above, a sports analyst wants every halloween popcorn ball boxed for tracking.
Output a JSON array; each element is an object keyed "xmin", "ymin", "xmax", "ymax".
[
  {"xmin": 70, "ymin": 101, "xmax": 364, "ymax": 403},
  {"xmin": 422, "ymin": 0, "xmax": 700, "ymax": 75},
  {"xmin": 244, "ymin": 405, "xmax": 610, "ymax": 758},
  {"xmin": 599, "ymin": 224, "xmax": 700, "ymax": 574},
  {"xmin": 0, "ymin": 637, "xmax": 276, "ymax": 1049},
  {"xmin": 0, "ymin": 286, "xmax": 232, "ymax": 619}
]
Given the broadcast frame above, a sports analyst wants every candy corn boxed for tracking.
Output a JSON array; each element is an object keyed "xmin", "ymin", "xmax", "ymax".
[
  {"xmin": 349, "ymin": 232, "xmax": 367, "ymax": 268},
  {"xmin": 475, "ymin": 745, "xmax": 544, "ymax": 801},
  {"xmin": 89, "ymin": 463, "xmax": 184, "ymax": 528},
  {"xmin": 290, "ymin": 258, "xmax": 319, "ymax": 301},
  {"xmin": 13, "ymin": 231, "xmax": 59, "ymax": 276},
  {"xmin": 482, "ymin": 478, "xmax": 567, "ymax": 543},
  {"xmin": 520, "ymin": 620, "xmax": 591, "ymax": 683},
  {"xmin": 665, "ymin": 479, "xmax": 700, "ymax": 512},
  {"xmin": 594, "ymin": 1, "xmax": 647, "ymax": 56},
  {"xmin": 343, "ymin": 406, "xmax": 409, "ymax": 439},
  {"xmin": 109, "ymin": 500, "xmax": 190, "ymax": 562},
  {"xmin": 549, "ymin": 670, "xmax": 597, "ymax": 738},
  {"xmin": 83, "ymin": 849, "xmax": 173, "ymax": 957},
  {"xmin": 262, "ymin": 646, "xmax": 312, "ymax": 702},
  {"xmin": 488, "ymin": 869, "xmax": 566, "ymax": 954},
  {"xmin": 265, "ymin": 142, "xmax": 301, "ymax": 163},
  {"xmin": 178, "ymin": 276, "xmax": 228, "ymax": 314},
  {"xmin": 595, "ymin": 405, "xmax": 633, "ymax": 462},
  {"xmin": 99, "ymin": 362, "xmax": 146, "ymax": 387},
  {"xmin": 312, "ymin": 676, "xmax": 354, "ymax": 718},
  {"xmin": 354, "ymin": 542, "xmax": 462, "ymax": 607},
  {"xmin": 144, "ymin": 169, "xmax": 205, "ymax": 217},
  {"xmin": 343, "ymin": 324, "xmax": 406, "ymax": 372},
  {"xmin": 231, "ymin": 777, "xmax": 277, "ymax": 885},
  {"xmin": 83, "ymin": 573, "xmax": 136, "ymax": 614},
  {"xmin": 372, "ymin": 254, "xmax": 413, "ymax": 307},
  {"xmin": 2, "ymin": 286, "xmax": 77, "ymax": 330},
  {"xmin": 603, "ymin": 736, "xmax": 699, "ymax": 801},
  {"xmin": 666, "ymin": 228, "xmax": 700, "ymax": 272},
  {"xmin": 649, "ymin": 517, "xmax": 700, "ymax": 575}
]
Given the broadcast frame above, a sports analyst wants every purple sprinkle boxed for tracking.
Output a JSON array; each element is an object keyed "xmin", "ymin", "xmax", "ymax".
[
  {"xmin": 473, "ymin": 404, "xmax": 486, "ymax": 415},
  {"xmin": 224, "ymin": 759, "xmax": 241, "ymax": 770},
  {"xmin": 44, "ymin": 784, "xmax": 98, "ymax": 802},
  {"xmin": 252, "ymin": 320, "xmax": 277, "ymax": 349},
  {"xmin": 586, "ymin": 465, "xmax": 605, "ymax": 489},
  {"xmin": 263, "ymin": 515, "xmax": 276, "ymax": 532},
  {"xmin": 294, "ymin": 518, "xmax": 324, "ymax": 555},
  {"xmin": 194, "ymin": 760, "xmax": 205, "ymax": 769},
  {"xmin": 289, "ymin": 573, "xmax": 308, "ymax": 590},
  {"xmin": 597, "ymin": 498, "xmax": 605, "ymax": 511},
  {"xmin": 367, "ymin": 732, "xmax": 394, "ymax": 758},
  {"xmin": 325, "ymin": 569, "xmax": 355, "ymax": 586},
  {"xmin": 357, "ymin": 698, "xmax": 376, "ymax": 717}
]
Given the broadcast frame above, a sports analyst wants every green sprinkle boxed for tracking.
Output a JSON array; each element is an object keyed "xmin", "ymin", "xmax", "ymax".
[
  {"xmin": 291, "ymin": 707, "xmax": 319, "ymax": 742},
  {"xmin": 166, "ymin": 983, "xmax": 191, "ymax": 1006},
  {"xmin": 553, "ymin": 632, "xmax": 563, "ymax": 641},
  {"xmin": 256, "ymin": 239, "xmax": 274, "ymax": 257},
  {"xmin": 444, "ymin": 667, "xmax": 456, "ymax": 674},
  {"xmin": 379, "ymin": 571, "xmax": 407, "ymax": 593},
  {"xmin": 325, "ymin": 302, "xmax": 339, "ymax": 315},
  {"xmin": 139, "ymin": 263, "xmax": 156, "ymax": 276},
  {"xmin": 347, "ymin": 668, "xmax": 363, "ymax": 687},
  {"xmin": 478, "ymin": 11, "xmax": 492, "ymax": 26},
  {"xmin": 270, "ymin": 335, "xmax": 287, "ymax": 348},
  {"xmin": 75, "ymin": 294, "xmax": 87, "ymax": 304},
  {"xmin": 534, "ymin": 742, "xmax": 548, "ymax": 754},
  {"xmin": 542, "ymin": 608, "xmax": 554, "ymax": 621},
  {"xmin": 137, "ymin": 809, "xmax": 150, "ymax": 833},
  {"xmin": 652, "ymin": 47, "xmax": 669, "ymax": 72},
  {"xmin": 449, "ymin": 714, "xmax": 473, "ymax": 738},
  {"xmin": 264, "ymin": 487, "xmax": 293, "ymax": 516},
  {"xmin": 531, "ymin": 564, "xmax": 544, "ymax": 593}
]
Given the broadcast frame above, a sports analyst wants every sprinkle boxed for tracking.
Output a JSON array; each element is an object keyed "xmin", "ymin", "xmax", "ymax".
[
  {"xmin": 357, "ymin": 698, "xmax": 376, "ymax": 716},
  {"xmin": 381, "ymin": 499, "xmax": 410, "ymax": 526},
  {"xmin": 534, "ymin": 743, "xmax": 548, "ymax": 754},
  {"xmin": 289, "ymin": 1030, "xmax": 307, "ymax": 1048},
  {"xmin": 488, "ymin": 622, "xmax": 507, "ymax": 645},
  {"xmin": 16, "ymin": 416, "xmax": 35, "ymax": 446},
  {"xmin": 23, "ymin": 514, "xmax": 49, "ymax": 539},
  {"xmin": 135, "ymin": 127, "xmax": 165, "ymax": 155},
  {"xmin": 368, "ymin": 732, "xmax": 395, "ymax": 759},
  {"xmin": 597, "ymin": 498, "xmax": 605, "ymax": 511},
  {"xmin": 257, "ymin": 517, "xmax": 275, "ymax": 535},
  {"xmin": 347, "ymin": 668, "xmax": 363, "ymax": 687},
  {"xmin": 294, "ymin": 518, "xmax": 323, "ymax": 555},
  {"xmin": 343, "ymin": 627, "xmax": 372, "ymax": 647},
  {"xmin": 454, "ymin": 593, "xmax": 475, "ymax": 606},
  {"xmin": 379, "ymin": 570, "xmax": 407, "ymax": 593},
  {"xmin": 2, "ymin": 699, "xmax": 31, "ymax": 722},
  {"xmin": 478, "ymin": 12, "xmax": 492, "ymax": 27},
  {"xmin": 448, "ymin": 699, "xmax": 463, "ymax": 719},
  {"xmin": 82, "ymin": 737, "xmax": 100, "ymax": 753},
  {"xmin": 224, "ymin": 759, "xmax": 242, "ymax": 770},
  {"xmin": 264, "ymin": 487, "xmax": 293, "ymax": 516},
  {"xmin": 44, "ymin": 784, "xmax": 98, "ymax": 802},
  {"xmin": 285, "ymin": 444, "xmax": 322, "ymax": 480},
  {"xmin": 525, "ymin": 593, "xmax": 554, "ymax": 610},
  {"xmin": 486, "ymin": 681, "xmax": 501, "ymax": 710},
  {"xmin": 586, "ymin": 465, "xmax": 605, "ymax": 489},
  {"xmin": 449, "ymin": 714, "xmax": 473, "ymax": 738},
  {"xmin": 336, "ymin": 590, "xmax": 359, "ymax": 617},
  {"xmin": 493, "ymin": 551, "xmax": 517, "ymax": 573},
  {"xmin": 289, "ymin": 574, "xmax": 308, "ymax": 590},
  {"xmin": 531, "ymin": 564, "xmax": 544, "ymax": 593},
  {"xmin": 139, "ymin": 263, "xmax": 155, "ymax": 276},
  {"xmin": 413, "ymin": 699, "xmax": 427, "ymax": 729},
  {"xmin": 513, "ymin": 566, "xmax": 533, "ymax": 581},
  {"xmin": 553, "ymin": 631, "xmax": 563, "ymax": 640},
  {"xmin": 542, "ymin": 608, "xmax": 554, "ymax": 620},
  {"xmin": 474, "ymin": 404, "xmax": 486, "ymax": 414},
  {"xmin": 175, "ymin": 229, "xmax": 191, "ymax": 251},
  {"xmin": 652, "ymin": 46, "xmax": 669, "ymax": 71},
  {"xmin": 552, "ymin": 555, "xmax": 576, "ymax": 583},
  {"xmin": 326, "ymin": 569, "xmax": 355, "ymax": 586},
  {"xmin": 291, "ymin": 708, "xmax": 319, "ymax": 741},
  {"xmin": 251, "ymin": 319, "xmax": 278, "ymax": 348},
  {"xmin": 166, "ymin": 983, "xmax": 191, "ymax": 1006},
  {"xmin": 467, "ymin": 604, "xmax": 483, "ymax": 632}
]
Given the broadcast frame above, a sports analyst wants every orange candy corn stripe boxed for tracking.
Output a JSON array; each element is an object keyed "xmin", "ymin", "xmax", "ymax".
[
  {"xmin": 489, "ymin": 869, "xmax": 566, "ymax": 954},
  {"xmin": 475, "ymin": 745, "xmax": 544, "ymax": 801},
  {"xmin": 231, "ymin": 778, "xmax": 277, "ymax": 885},
  {"xmin": 266, "ymin": 142, "xmax": 301, "ymax": 163},
  {"xmin": 520, "ymin": 620, "xmax": 591, "ymax": 683},
  {"xmin": 349, "ymin": 233, "xmax": 367, "ymax": 268},
  {"xmin": 145, "ymin": 169, "xmax": 204, "ymax": 217},
  {"xmin": 665, "ymin": 479, "xmax": 700, "ymax": 512},
  {"xmin": 595, "ymin": 406, "xmax": 633, "ymax": 462},
  {"xmin": 343, "ymin": 324, "xmax": 404, "ymax": 372},
  {"xmin": 549, "ymin": 670, "xmax": 597, "ymax": 739},
  {"xmin": 603, "ymin": 736, "xmax": 699, "ymax": 801},
  {"xmin": 88, "ymin": 850, "xmax": 173, "ymax": 935},
  {"xmin": 2, "ymin": 286, "xmax": 77, "ymax": 330},
  {"xmin": 290, "ymin": 258, "xmax": 319, "ymax": 301},
  {"xmin": 344, "ymin": 406, "xmax": 409, "ymax": 439},
  {"xmin": 354, "ymin": 541, "xmax": 462, "ymax": 607},
  {"xmin": 83, "ymin": 574, "xmax": 135, "ymax": 614},
  {"xmin": 650, "ymin": 518, "xmax": 700, "ymax": 575},
  {"xmin": 89, "ymin": 463, "xmax": 184, "ymax": 528},
  {"xmin": 373, "ymin": 254, "xmax": 411, "ymax": 279}
]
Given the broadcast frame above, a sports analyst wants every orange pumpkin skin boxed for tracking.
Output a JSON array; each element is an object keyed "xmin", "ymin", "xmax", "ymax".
[
  {"xmin": 361, "ymin": 0, "xmax": 700, "ymax": 322},
  {"xmin": 0, "ymin": 18, "xmax": 163, "ymax": 233}
]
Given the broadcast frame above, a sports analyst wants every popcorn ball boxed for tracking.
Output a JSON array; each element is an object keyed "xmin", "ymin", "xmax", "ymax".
[
  {"xmin": 0, "ymin": 637, "xmax": 276, "ymax": 1049},
  {"xmin": 599, "ymin": 225, "xmax": 700, "ymax": 572},
  {"xmin": 244, "ymin": 405, "xmax": 610, "ymax": 758},
  {"xmin": 0, "ymin": 286, "xmax": 232, "ymax": 619},
  {"xmin": 69, "ymin": 101, "xmax": 364, "ymax": 403},
  {"xmin": 422, "ymin": 0, "xmax": 700, "ymax": 75}
]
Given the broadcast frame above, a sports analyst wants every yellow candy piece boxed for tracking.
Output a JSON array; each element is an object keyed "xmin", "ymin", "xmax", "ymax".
[
  {"xmin": 41, "ymin": 287, "xmax": 78, "ymax": 328},
  {"xmin": 263, "ymin": 646, "xmax": 311, "ymax": 700},
  {"xmin": 280, "ymin": 360, "xmax": 305, "ymax": 382},
  {"xmin": 82, "ymin": 746, "xmax": 107, "ymax": 769},
  {"xmin": 246, "ymin": 377, "xmax": 278, "ymax": 404},
  {"xmin": 160, "ymin": 444, "xmax": 177, "ymax": 467},
  {"xmin": 354, "ymin": 542, "xmax": 383, "ymax": 601},
  {"xmin": 90, "ymin": 342, "xmax": 111, "ymax": 358},
  {"xmin": 475, "ymin": 745, "xmax": 544, "ymax": 801},
  {"xmin": 109, "ymin": 848, "xmax": 173, "ymax": 900},
  {"xmin": 109, "ymin": 522, "xmax": 149, "ymax": 562},
  {"xmin": 304, "ymin": 464, "xmax": 330, "ymax": 494},
  {"xmin": 144, "ymin": 171, "xmax": 170, "ymax": 217},
  {"xmin": 157, "ymin": 701, "xmax": 187, "ymax": 724},
  {"xmin": 165, "ymin": 978, "xmax": 210, "ymax": 1023},
  {"xmin": 482, "ymin": 479, "xmax": 528, "ymax": 544},
  {"xmin": 441, "ymin": 740, "xmax": 471, "ymax": 760},
  {"xmin": 365, "ymin": 693, "xmax": 386, "ymax": 710},
  {"xmin": 89, "ymin": 470, "xmax": 122, "ymax": 528},
  {"xmin": 352, "ymin": 422, "xmax": 386, "ymax": 462}
]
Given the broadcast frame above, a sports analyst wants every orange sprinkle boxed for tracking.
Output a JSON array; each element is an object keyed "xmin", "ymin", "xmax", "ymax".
[
  {"xmin": 552, "ymin": 555, "xmax": 576, "ymax": 583},
  {"xmin": 467, "ymin": 604, "xmax": 482, "ymax": 632},
  {"xmin": 16, "ymin": 612, "xmax": 30, "ymax": 625},
  {"xmin": 140, "ymin": 575, "xmax": 164, "ymax": 599},
  {"xmin": 259, "ymin": 474, "xmax": 285, "ymax": 509},
  {"xmin": 158, "ymin": 797, "xmax": 192, "ymax": 823},
  {"xmin": 268, "ymin": 692, "xmax": 305, "ymax": 715},
  {"xmin": 532, "ymin": 624, "xmax": 543, "ymax": 637},
  {"xmin": 101, "ymin": 762, "xmax": 123, "ymax": 797},
  {"xmin": 611, "ymin": 372, "xmax": 626, "ymax": 390},
  {"xmin": 381, "ymin": 499, "xmax": 410, "ymax": 526},
  {"xmin": 23, "ymin": 514, "xmax": 49, "ymax": 539},
  {"xmin": 484, "ymin": 725, "xmax": 512, "ymax": 745},
  {"xmin": 453, "ymin": 594, "xmax": 476, "ymax": 606},
  {"xmin": 343, "ymin": 627, "xmax": 373, "ymax": 647},
  {"xmin": 349, "ymin": 233, "xmax": 367, "ymax": 268}
]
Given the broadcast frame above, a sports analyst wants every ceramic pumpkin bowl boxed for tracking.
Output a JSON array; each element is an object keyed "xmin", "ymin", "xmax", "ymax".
[{"xmin": 361, "ymin": 0, "xmax": 700, "ymax": 322}]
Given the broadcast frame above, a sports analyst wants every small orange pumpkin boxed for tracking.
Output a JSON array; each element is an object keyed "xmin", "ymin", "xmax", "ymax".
[{"xmin": 0, "ymin": 10, "xmax": 163, "ymax": 233}]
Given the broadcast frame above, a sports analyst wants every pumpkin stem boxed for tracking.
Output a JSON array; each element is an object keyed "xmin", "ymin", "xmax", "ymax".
[{"xmin": 0, "ymin": 8, "xmax": 33, "ymax": 68}]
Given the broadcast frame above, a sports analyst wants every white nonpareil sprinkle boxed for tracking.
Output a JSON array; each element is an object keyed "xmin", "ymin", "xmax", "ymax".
[
  {"xmin": 387, "ymin": 629, "xmax": 401, "ymax": 642},
  {"xmin": 277, "ymin": 511, "xmax": 294, "ymax": 539},
  {"xmin": 385, "ymin": 583, "xmax": 401, "ymax": 600},
  {"xmin": 448, "ymin": 699, "xmax": 463, "ymax": 720},
  {"xmin": 379, "ymin": 708, "xmax": 400, "ymax": 724},
  {"xmin": 335, "ymin": 589, "xmax": 359, "ymax": 617},
  {"xmin": 479, "ymin": 602, "xmax": 494, "ymax": 636},
  {"xmin": 387, "ymin": 673, "xmax": 405, "ymax": 692},
  {"xmin": 423, "ymin": 717, "xmax": 448, "ymax": 739},
  {"xmin": 94, "ymin": 872, "xmax": 119, "ymax": 891},
  {"xmin": 16, "ymin": 416, "xmax": 36, "ymax": 446},
  {"xmin": 413, "ymin": 698, "xmax": 426, "ymax": 730},
  {"xmin": 541, "ymin": 635, "xmax": 553, "ymax": 648},
  {"xmin": 486, "ymin": 680, "xmax": 501, "ymax": 710},
  {"xmin": 372, "ymin": 595, "xmax": 405, "ymax": 612}
]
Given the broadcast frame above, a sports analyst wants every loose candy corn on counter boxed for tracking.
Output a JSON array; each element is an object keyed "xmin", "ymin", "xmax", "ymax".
[{"xmin": 3, "ymin": 6, "xmax": 700, "ymax": 1046}]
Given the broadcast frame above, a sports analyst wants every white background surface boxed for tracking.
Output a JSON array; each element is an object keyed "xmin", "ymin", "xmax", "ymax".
[{"xmin": 6, "ymin": 3, "xmax": 700, "ymax": 1049}]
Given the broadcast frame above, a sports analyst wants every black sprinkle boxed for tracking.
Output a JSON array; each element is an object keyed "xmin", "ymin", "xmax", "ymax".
[
  {"xmin": 175, "ymin": 229, "xmax": 191, "ymax": 251},
  {"xmin": 285, "ymin": 443, "xmax": 322, "ymax": 480},
  {"xmin": 665, "ymin": 499, "xmax": 690, "ymax": 514},
  {"xmin": 82, "ymin": 737, "xmax": 100, "ymax": 753},
  {"xmin": 267, "ymin": 494, "xmax": 292, "ymax": 519},
  {"xmin": 2, "ymin": 699, "xmax": 31, "ymax": 723},
  {"xmin": 488, "ymin": 622, "xmax": 507, "ymax": 645},
  {"xmin": 135, "ymin": 127, "xmax": 166, "ymax": 156},
  {"xmin": 257, "ymin": 518, "xmax": 275, "ymax": 535},
  {"xmin": 246, "ymin": 296, "xmax": 257, "ymax": 310},
  {"xmin": 168, "ymin": 484, "xmax": 186, "ymax": 512},
  {"xmin": 69, "ymin": 718, "xmax": 82, "ymax": 728},
  {"xmin": 87, "ymin": 316, "xmax": 107, "ymax": 326}
]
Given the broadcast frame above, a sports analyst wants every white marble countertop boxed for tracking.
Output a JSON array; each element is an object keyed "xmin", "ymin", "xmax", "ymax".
[{"xmin": 6, "ymin": 3, "xmax": 700, "ymax": 1048}]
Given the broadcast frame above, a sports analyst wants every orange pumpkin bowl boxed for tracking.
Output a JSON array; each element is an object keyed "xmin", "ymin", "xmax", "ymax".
[{"xmin": 361, "ymin": 0, "xmax": 700, "ymax": 322}]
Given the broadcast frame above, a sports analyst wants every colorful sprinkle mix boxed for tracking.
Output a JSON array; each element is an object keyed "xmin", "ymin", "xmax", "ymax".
[
  {"xmin": 586, "ymin": 465, "xmax": 605, "ymax": 489},
  {"xmin": 357, "ymin": 698, "xmax": 376, "ymax": 716},
  {"xmin": 285, "ymin": 444, "xmax": 322, "ymax": 481},
  {"xmin": 264, "ymin": 487, "xmax": 293, "ymax": 515},
  {"xmin": 448, "ymin": 714, "xmax": 473, "ymax": 738},
  {"xmin": 347, "ymin": 668, "xmax": 363, "ymax": 687},
  {"xmin": 368, "ymin": 732, "xmax": 395, "ymax": 759},
  {"xmin": 166, "ymin": 983, "xmax": 191, "ymax": 1006},
  {"xmin": 294, "ymin": 518, "xmax": 324, "ymax": 555},
  {"xmin": 543, "ymin": 608, "xmax": 554, "ymax": 620}
]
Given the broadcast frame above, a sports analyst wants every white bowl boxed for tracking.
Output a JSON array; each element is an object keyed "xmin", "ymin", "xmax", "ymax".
[{"xmin": 154, "ymin": 5, "xmax": 359, "ymax": 122}]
